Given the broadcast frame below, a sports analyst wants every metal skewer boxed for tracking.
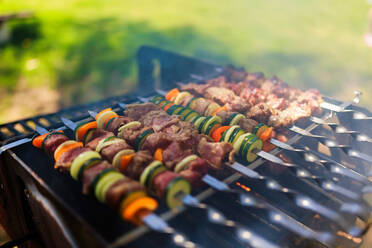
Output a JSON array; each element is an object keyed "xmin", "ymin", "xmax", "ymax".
[
  {"xmin": 109, "ymin": 106, "xmax": 369, "ymax": 237},
  {"xmin": 59, "ymin": 119, "xmax": 280, "ymax": 248}
]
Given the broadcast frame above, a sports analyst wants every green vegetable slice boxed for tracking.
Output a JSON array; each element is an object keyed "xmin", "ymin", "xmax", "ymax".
[
  {"xmin": 165, "ymin": 177, "xmax": 191, "ymax": 209},
  {"xmin": 70, "ymin": 151, "xmax": 101, "ymax": 180},
  {"xmin": 77, "ymin": 158, "xmax": 102, "ymax": 182},
  {"xmin": 140, "ymin": 161, "xmax": 166, "ymax": 188},
  {"xmin": 135, "ymin": 129, "xmax": 154, "ymax": 151},
  {"xmin": 175, "ymin": 155, "xmax": 198, "ymax": 173}
]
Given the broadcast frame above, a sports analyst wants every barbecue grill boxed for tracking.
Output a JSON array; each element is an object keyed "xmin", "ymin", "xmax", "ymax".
[{"xmin": 1, "ymin": 46, "xmax": 372, "ymax": 248}]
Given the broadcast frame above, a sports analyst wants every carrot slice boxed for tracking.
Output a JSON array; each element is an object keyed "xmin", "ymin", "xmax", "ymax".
[
  {"xmin": 165, "ymin": 88, "xmax": 180, "ymax": 101},
  {"xmin": 32, "ymin": 133, "xmax": 49, "ymax": 148},
  {"xmin": 211, "ymin": 126, "xmax": 231, "ymax": 142},
  {"xmin": 54, "ymin": 141, "xmax": 83, "ymax": 162},
  {"xmin": 122, "ymin": 197, "xmax": 158, "ymax": 224},
  {"xmin": 259, "ymin": 127, "xmax": 273, "ymax": 141},
  {"xmin": 120, "ymin": 154, "xmax": 135, "ymax": 172},
  {"xmin": 211, "ymin": 105, "xmax": 227, "ymax": 116},
  {"xmin": 95, "ymin": 108, "xmax": 112, "ymax": 120},
  {"xmin": 77, "ymin": 121, "xmax": 97, "ymax": 141},
  {"xmin": 103, "ymin": 112, "xmax": 119, "ymax": 128},
  {"xmin": 163, "ymin": 103, "xmax": 174, "ymax": 112},
  {"xmin": 154, "ymin": 148, "xmax": 163, "ymax": 161}
]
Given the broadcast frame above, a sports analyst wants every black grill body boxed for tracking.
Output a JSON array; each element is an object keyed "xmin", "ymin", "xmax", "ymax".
[{"xmin": 0, "ymin": 46, "xmax": 371, "ymax": 248}]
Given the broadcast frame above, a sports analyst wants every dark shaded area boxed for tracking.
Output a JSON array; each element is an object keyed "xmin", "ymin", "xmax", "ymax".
[
  {"xmin": 56, "ymin": 18, "xmax": 232, "ymax": 107},
  {"xmin": 8, "ymin": 18, "xmax": 42, "ymax": 47}
]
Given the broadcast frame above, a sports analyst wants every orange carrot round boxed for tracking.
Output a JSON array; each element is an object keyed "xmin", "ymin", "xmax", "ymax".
[
  {"xmin": 154, "ymin": 148, "xmax": 163, "ymax": 161},
  {"xmin": 54, "ymin": 142, "xmax": 83, "ymax": 161},
  {"xmin": 211, "ymin": 126, "xmax": 231, "ymax": 142},
  {"xmin": 32, "ymin": 133, "xmax": 49, "ymax": 148},
  {"xmin": 122, "ymin": 197, "xmax": 158, "ymax": 224},
  {"xmin": 165, "ymin": 88, "xmax": 180, "ymax": 101},
  {"xmin": 259, "ymin": 127, "xmax": 273, "ymax": 141},
  {"xmin": 76, "ymin": 121, "xmax": 97, "ymax": 141},
  {"xmin": 163, "ymin": 103, "xmax": 174, "ymax": 112},
  {"xmin": 211, "ymin": 105, "xmax": 227, "ymax": 116},
  {"xmin": 95, "ymin": 108, "xmax": 112, "ymax": 120},
  {"xmin": 120, "ymin": 154, "xmax": 135, "ymax": 172}
]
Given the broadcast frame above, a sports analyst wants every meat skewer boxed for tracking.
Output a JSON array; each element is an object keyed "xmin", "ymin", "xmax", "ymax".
[
  {"xmin": 88, "ymin": 106, "xmax": 368, "ymax": 237},
  {"xmin": 135, "ymin": 95, "xmax": 369, "ymax": 202},
  {"xmin": 58, "ymin": 118, "xmax": 295, "ymax": 248},
  {"xmin": 32, "ymin": 126, "xmax": 200, "ymax": 245},
  {"xmin": 154, "ymin": 89, "xmax": 372, "ymax": 186},
  {"xmin": 82, "ymin": 112, "xmax": 340, "ymax": 246}
]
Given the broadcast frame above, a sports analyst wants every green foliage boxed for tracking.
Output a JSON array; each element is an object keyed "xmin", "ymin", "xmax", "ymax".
[{"xmin": 0, "ymin": 0, "xmax": 371, "ymax": 113}]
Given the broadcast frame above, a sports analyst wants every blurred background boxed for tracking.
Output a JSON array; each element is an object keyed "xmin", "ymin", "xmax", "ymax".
[
  {"xmin": 1, "ymin": 0, "xmax": 372, "ymax": 245},
  {"xmin": 0, "ymin": 0, "xmax": 372, "ymax": 125}
]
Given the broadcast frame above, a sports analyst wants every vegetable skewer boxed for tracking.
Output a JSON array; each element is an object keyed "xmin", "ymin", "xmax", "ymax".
[
  {"xmin": 152, "ymin": 89, "xmax": 372, "ymax": 187},
  {"xmin": 88, "ymin": 107, "xmax": 368, "ymax": 237},
  {"xmin": 59, "ymin": 119, "xmax": 283, "ymax": 248},
  {"xmin": 135, "ymin": 95, "xmax": 368, "ymax": 203}
]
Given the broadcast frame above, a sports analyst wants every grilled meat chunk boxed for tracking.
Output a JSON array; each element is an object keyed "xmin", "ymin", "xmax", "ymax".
[
  {"xmin": 105, "ymin": 178, "xmax": 145, "ymax": 209},
  {"xmin": 82, "ymin": 160, "xmax": 112, "ymax": 194},
  {"xmin": 124, "ymin": 150, "xmax": 153, "ymax": 180},
  {"xmin": 43, "ymin": 133, "xmax": 69, "ymax": 155},
  {"xmin": 55, "ymin": 147, "xmax": 90, "ymax": 172},
  {"xmin": 197, "ymin": 137, "xmax": 234, "ymax": 170},
  {"xmin": 101, "ymin": 141, "xmax": 132, "ymax": 163},
  {"xmin": 125, "ymin": 102, "xmax": 158, "ymax": 120},
  {"xmin": 162, "ymin": 141, "xmax": 193, "ymax": 170}
]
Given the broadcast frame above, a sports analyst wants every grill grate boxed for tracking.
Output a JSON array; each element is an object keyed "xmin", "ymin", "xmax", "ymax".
[{"xmin": 1, "ymin": 46, "xmax": 372, "ymax": 248}]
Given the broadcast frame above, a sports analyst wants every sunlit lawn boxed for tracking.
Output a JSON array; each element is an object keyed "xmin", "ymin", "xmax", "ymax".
[{"xmin": 0, "ymin": 0, "xmax": 371, "ymax": 123}]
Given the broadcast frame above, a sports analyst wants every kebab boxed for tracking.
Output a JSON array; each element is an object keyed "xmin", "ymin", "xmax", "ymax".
[
  {"xmin": 60, "ymin": 118, "xmax": 288, "ymax": 248},
  {"xmin": 178, "ymin": 77, "xmax": 372, "ymax": 165},
  {"xmin": 179, "ymin": 72, "xmax": 322, "ymax": 129},
  {"xmin": 152, "ymin": 89, "xmax": 372, "ymax": 187},
  {"xmin": 88, "ymin": 105, "xmax": 371, "ymax": 236},
  {"xmin": 31, "ymin": 126, "xmax": 158, "ymax": 225},
  {"xmin": 85, "ymin": 109, "xmax": 360, "ymax": 243}
]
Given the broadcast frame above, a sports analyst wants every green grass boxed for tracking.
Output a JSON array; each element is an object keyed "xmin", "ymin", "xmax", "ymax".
[{"xmin": 0, "ymin": 0, "xmax": 371, "ymax": 122}]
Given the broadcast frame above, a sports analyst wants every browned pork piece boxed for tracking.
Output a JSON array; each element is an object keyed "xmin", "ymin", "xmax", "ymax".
[{"xmin": 180, "ymin": 66, "xmax": 322, "ymax": 128}]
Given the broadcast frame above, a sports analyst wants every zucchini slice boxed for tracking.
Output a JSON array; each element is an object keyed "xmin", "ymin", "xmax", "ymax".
[
  {"xmin": 140, "ymin": 161, "xmax": 167, "ymax": 188},
  {"xmin": 174, "ymin": 92, "xmax": 191, "ymax": 105},
  {"xmin": 205, "ymin": 121, "xmax": 220, "ymax": 136},
  {"xmin": 229, "ymin": 113, "xmax": 245, "ymax": 125},
  {"xmin": 185, "ymin": 97, "xmax": 198, "ymax": 108},
  {"xmin": 118, "ymin": 121, "xmax": 141, "ymax": 137},
  {"xmin": 90, "ymin": 168, "xmax": 115, "ymax": 195},
  {"xmin": 166, "ymin": 104, "xmax": 180, "ymax": 115},
  {"xmin": 165, "ymin": 177, "xmax": 191, "ymax": 209},
  {"xmin": 193, "ymin": 116, "xmax": 206, "ymax": 131},
  {"xmin": 189, "ymin": 97, "xmax": 203, "ymax": 110},
  {"xmin": 222, "ymin": 125, "xmax": 239, "ymax": 142},
  {"xmin": 238, "ymin": 134, "xmax": 256, "ymax": 157},
  {"xmin": 175, "ymin": 155, "xmax": 198, "ymax": 173},
  {"xmin": 97, "ymin": 111, "xmax": 117, "ymax": 129},
  {"xmin": 228, "ymin": 127, "xmax": 244, "ymax": 144},
  {"xmin": 172, "ymin": 106, "xmax": 185, "ymax": 115},
  {"xmin": 95, "ymin": 171, "xmax": 125, "ymax": 203},
  {"xmin": 83, "ymin": 128, "xmax": 97, "ymax": 145},
  {"xmin": 77, "ymin": 158, "xmax": 102, "ymax": 182},
  {"xmin": 198, "ymin": 116, "xmax": 211, "ymax": 133},
  {"xmin": 96, "ymin": 137, "xmax": 125, "ymax": 153},
  {"xmin": 204, "ymin": 102, "xmax": 220, "ymax": 116},
  {"xmin": 183, "ymin": 110, "xmax": 199, "ymax": 122},
  {"xmin": 241, "ymin": 136, "xmax": 263, "ymax": 162},
  {"xmin": 151, "ymin": 95, "xmax": 164, "ymax": 104},
  {"xmin": 70, "ymin": 151, "xmax": 102, "ymax": 180},
  {"xmin": 233, "ymin": 133, "xmax": 251, "ymax": 154},
  {"xmin": 201, "ymin": 115, "xmax": 222, "ymax": 134},
  {"xmin": 135, "ymin": 129, "xmax": 154, "ymax": 151}
]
